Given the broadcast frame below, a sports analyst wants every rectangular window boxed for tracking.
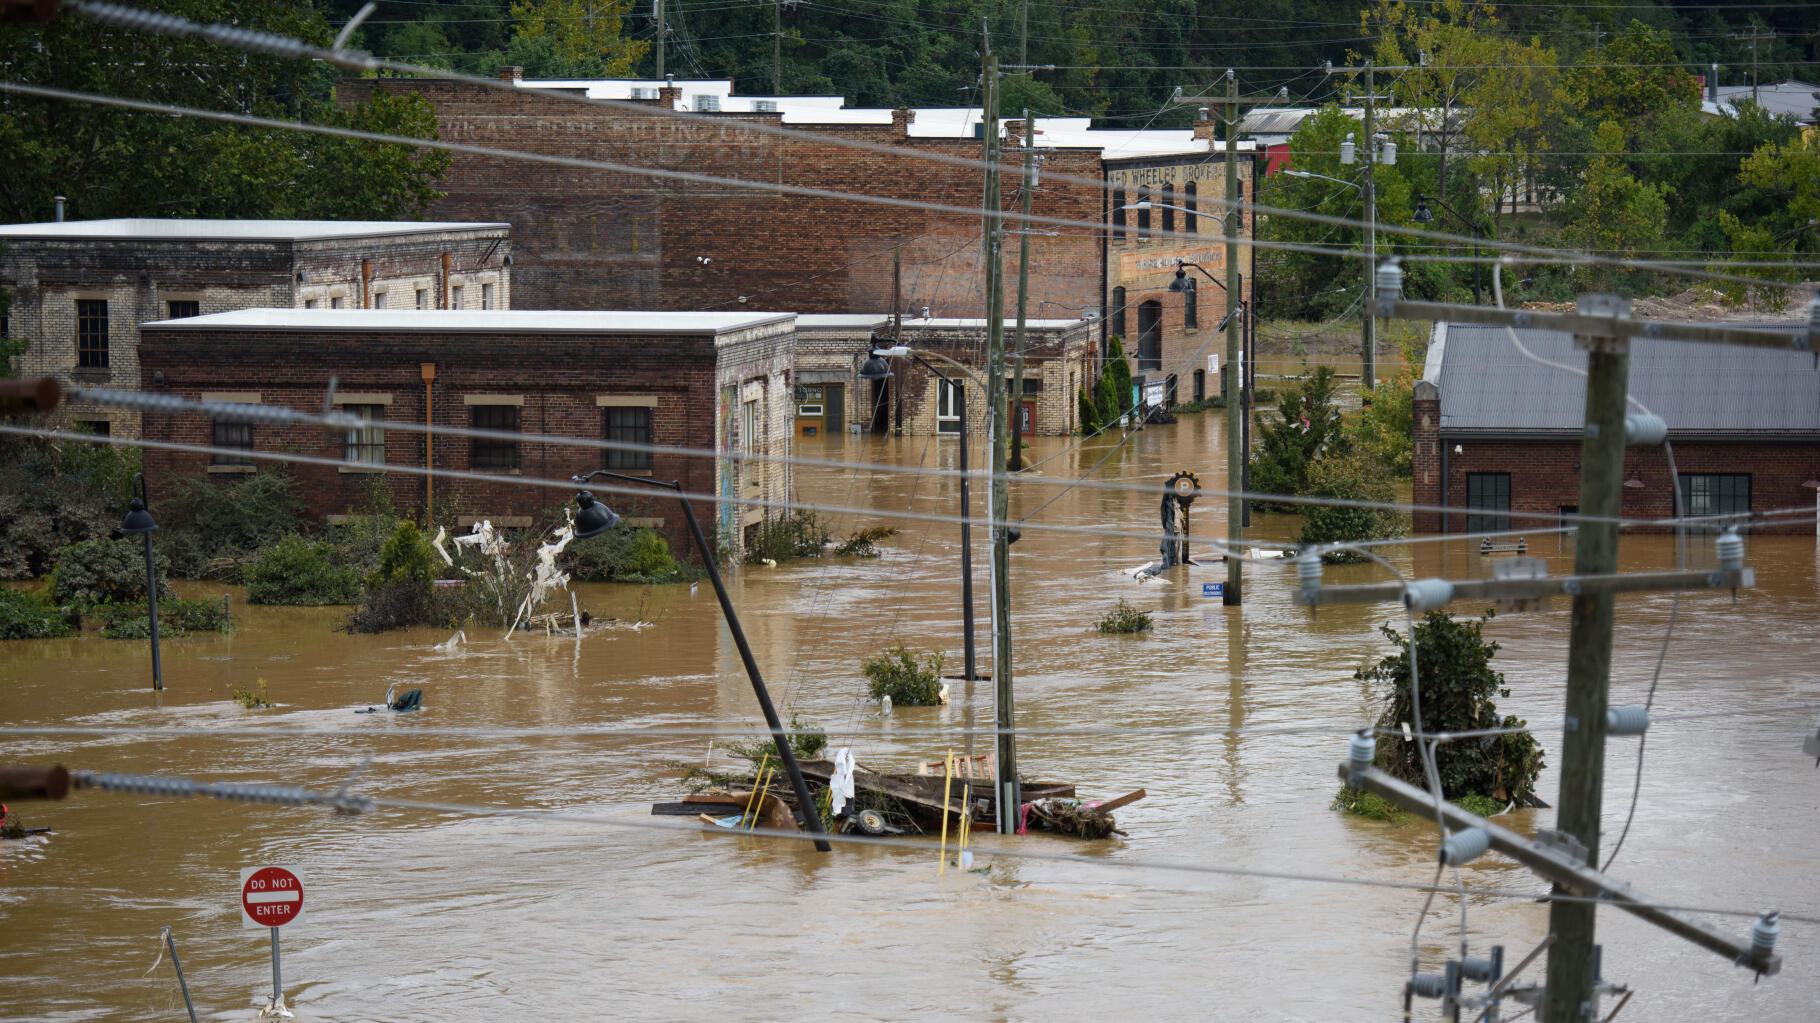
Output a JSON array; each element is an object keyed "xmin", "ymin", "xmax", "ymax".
[
  {"xmin": 741, "ymin": 400, "xmax": 760, "ymax": 487},
  {"xmin": 305, "ymin": 298, "xmax": 318, "ymax": 309},
  {"xmin": 76, "ymin": 299, "xmax": 108, "ymax": 368},
  {"xmin": 211, "ymin": 420, "xmax": 254, "ymax": 465},
  {"xmin": 1465, "ymin": 472, "xmax": 1512, "ymax": 534},
  {"xmin": 1021, "ymin": 378, "xmax": 1043, "ymax": 395},
  {"xmin": 1111, "ymin": 286, "xmax": 1127, "ymax": 341},
  {"xmin": 1136, "ymin": 186, "xmax": 1151, "ymax": 241},
  {"xmin": 1185, "ymin": 181, "xmax": 1198, "ymax": 233},
  {"xmin": 1678, "ymin": 473, "xmax": 1750, "ymax": 526},
  {"xmin": 1161, "ymin": 184, "xmax": 1175, "ymax": 234},
  {"xmin": 415, "ymin": 288, "xmax": 428, "ymax": 310},
  {"xmin": 1185, "ymin": 285, "xmax": 1198, "ymax": 329},
  {"xmin": 373, "ymin": 292, "xmax": 387, "ymax": 310},
  {"xmin": 78, "ymin": 419, "xmax": 111, "ymax": 438},
  {"xmin": 481, "ymin": 283, "xmax": 494, "ymax": 310},
  {"xmin": 330, "ymin": 296, "xmax": 344, "ymax": 309},
  {"xmin": 451, "ymin": 285, "xmax": 464, "ymax": 308},
  {"xmin": 936, "ymin": 378, "xmax": 963, "ymax": 435},
  {"xmin": 166, "ymin": 300, "xmax": 200, "ymax": 319},
  {"xmin": 1111, "ymin": 189, "xmax": 1127, "ymax": 242},
  {"xmin": 469, "ymin": 404, "xmax": 520, "ymax": 469},
  {"xmin": 603, "ymin": 405, "xmax": 653, "ymax": 471},
  {"xmin": 343, "ymin": 404, "xmax": 386, "ymax": 465}
]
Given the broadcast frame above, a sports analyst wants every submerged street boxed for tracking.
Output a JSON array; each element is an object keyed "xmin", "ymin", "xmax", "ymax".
[{"xmin": 3, "ymin": 409, "xmax": 1816, "ymax": 1021}]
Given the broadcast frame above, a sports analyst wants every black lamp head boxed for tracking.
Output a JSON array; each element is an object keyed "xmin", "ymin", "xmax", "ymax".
[
  {"xmin": 120, "ymin": 497, "xmax": 157, "ymax": 535},
  {"xmin": 857, "ymin": 353, "xmax": 894, "ymax": 380},
  {"xmin": 572, "ymin": 490, "xmax": 620, "ymax": 539},
  {"xmin": 1167, "ymin": 266, "xmax": 1193, "ymax": 292},
  {"xmin": 1412, "ymin": 199, "xmax": 1435, "ymax": 224}
]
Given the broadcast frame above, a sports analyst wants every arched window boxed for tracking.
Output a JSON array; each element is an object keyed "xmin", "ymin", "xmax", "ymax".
[
  {"xmin": 1136, "ymin": 187, "xmax": 1151, "ymax": 240},
  {"xmin": 1161, "ymin": 184, "xmax": 1175, "ymax": 234},
  {"xmin": 1111, "ymin": 286, "xmax": 1127, "ymax": 341},
  {"xmin": 1111, "ymin": 188, "xmax": 1127, "ymax": 242},
  {"xmin": 1184, "ymin": 181, "xmax": 1198, "ymax": 233},
  {"xmin": 1137, "ymin": 300, "xmax": 1162, "ymax": 371}
]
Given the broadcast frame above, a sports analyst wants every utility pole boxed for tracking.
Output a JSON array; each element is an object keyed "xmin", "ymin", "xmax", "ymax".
[
  {"xmin": 1734, "ymin": 27, "xmax": 1773, "ymax": 104},
  {"xmin": 982, "ymin": 48, "xmax": 1019, "ymax": 834},
  {"xmin": 1361, "ymin": 61, "xmax": 1378, "ymax": 390},
  {"xmin": 1542, "ymin": 294, "xmax": 1630, "ymax": 1023},
  {"xmin": 1010, "ymin": 107, "xmax": 1033, "ymax": 473},
  {"xmin": 773, "ymin": 0, "xmax": 782, "ymax": 94},
  {"xmin": 1019, "ymin": 0, "xmax": 1028, "ymax": 67},
  {"xmin": 655, "ymin": 0, "xmax": 665, "ymax": 80},
  {"xmin": 1222, "ymin": 68, "xmax": 1244, "ymax": 605}
]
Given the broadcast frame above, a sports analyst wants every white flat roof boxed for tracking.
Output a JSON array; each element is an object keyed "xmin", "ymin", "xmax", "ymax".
[
  {"xmin": 141, "ymin": 309, "xmax": 792, "ymax": 334},
  {"xmin": 0, "ymin": 219, "xmax": 509, "ymax": 241},
  {"xmin": 796, "ymin": 314, "xmax": 892, "ymax": 329},
  {"xmin": 900, "ymin": 316, "xmax": 1084, "ymax": 330}
]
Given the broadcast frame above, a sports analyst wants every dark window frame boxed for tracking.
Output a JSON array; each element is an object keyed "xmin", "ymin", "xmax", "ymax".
[
  {"xmin": 1677, "ymin": 473, "xmax": 1750, "ymax": 527},
  {"xmin": 343, "ymin": 404, "xmax": 386, "ymax": 465},
  {"xmin": 211, "ymin": 420, "xmax": 254, "ymax": 465},
  {"xmin": 1161, "ymin": 184, "xmax": 1175, "ymax": 234},
  {"xmin": 469, "ymin": 404, "xmax": 521, "ymax": 470},
  {"xmin": 76, "ymin": 299, "xmax": 108, "ymax": 368},
  {"xmin": 603, "ymin": 405, "xmax": 654, "ymax": 471},
  {"xmin": 1184, "ymin": 283, "xmax": 1198, "ymax": 328},
  {"xmin": 1111, "ymin": 189, "xmax": 1127, "ymax": 241},
  {"xmin": 166, "ymin": 300, "xmax": 200, "ymax": 319},
  {"xmin": 1136, "ymin": 300, "xmax": 1163, "ymax": 371},
  {"xmin": 1136, "ymin": 186, "xmax": 1152, "ymax": 240},
  {"xmin": 1465, "ymin": 472, "xmax": 1512, "ymax": 534},
  {"xmin": 1111, "ymin": 286, "xmax": 1127, "ymax": 341},
  {"xmin": 1184, "ymin": 181, "xmax": 1198, "ymax": 233}
]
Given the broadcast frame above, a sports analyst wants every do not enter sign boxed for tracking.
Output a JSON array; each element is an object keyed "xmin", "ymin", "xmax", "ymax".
[{"xmin": 240, "ymin": 866, "xmax": 306, "ymax": 930}]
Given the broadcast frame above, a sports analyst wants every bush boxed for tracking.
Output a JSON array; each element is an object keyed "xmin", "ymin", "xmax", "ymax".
[
  {"xmin": 231, "ymin": 679, "xmax": 275, "ymax": 709},
  {"xmin": 0, "ymin": 588, "xmax": 73, "ymax": 640},
  {"xmin": 1332, "ymin": 786, "xmax": 1405, "ymax": 822},
  {"xmin": 156, "ymin": 468, "xmax": 303, "ymax": 581},
  {"xmin": 862, "ymin": 645, "xmax": 946, "ymax": 706},
  {"xmin": 245, "ymin": 535, "xmax": 362, "ymax": 606},
  {"xmin": 1248, "ymin": 365, "xmax": 1348, "ymax": 509},
  {"xmin": 722, "ymin": 715, "xmax": 829, "ymax": 768},
  {"xmin": 1096, "ymin": 598, "xmax": 1153, "ymax": 634},
  {"xmin": 563, "ymin": 524, "xmax": 693, "ymax": 582},
  {"xmin": 1355, "ymin": 611, "xmax": 1546, "ymax": 807},
  {"xmin": 1298, "ymin": 454, "xmax": 1407, "ymax": 562},
  {"xmin": 834, "ymin": 526, "xmax": 898, "ymax": 558},
  {"xmin": 746, "ymin": 511, "xmax": 831, "ymax": 564},
  {"xmin": 0, "ymin": 435, "xmax": 140, "ymax": 580},
  {"xmin": 344, "ymin": 522, "xmax": 449, "ymax": 633},
  {"xmin": 1078, "ymin": 384, "xmax": 1101, "ymax": 434},
  {"xmin": 50, "ymin": 537, "xmax": 168, "ymax": 609},
  {"xmin": 98, "ymin": 597, "xmax": 230, "ymax": 639},
  {"xmin": 1168, "ymin": 396, "xmax": 1225, "ymax": 414},
  {"xmin": 370, "ymin": 521, "xmax": 438, "ymax": 590},
  {"xmin": 1103, "ymin": 334, "xmax": 1134, "ymax": 423}
]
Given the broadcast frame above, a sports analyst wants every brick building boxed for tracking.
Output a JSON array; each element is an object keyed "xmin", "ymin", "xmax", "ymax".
[
  {"xmin": 0, "ymin": 219, "xmax": 510, "ymax": 437},
  {"xmin": 342, "ymin": 75, "xmax": 1109, "ymax": 320},
  {"xmin": 1412, "ymin": 322, "xmax": 1820, "ymax": 536},
  {"xmin": 791, "ymin": 313, "xmax": 1093, "ymax": 439},
  {"xmin": 137, "ymin": 309, "xmax": 795, "ymax": 558}
]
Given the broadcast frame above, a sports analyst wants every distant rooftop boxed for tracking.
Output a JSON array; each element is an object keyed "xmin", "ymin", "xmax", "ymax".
[
  {"xmin": 1703, "ymin": 80, "xmax": 1819, "ymax": 125},
  {"xmin": 0, "ymin": 219, "xmax": 510, "ymax": 241},
  {"xmin": 795, "ymin": 314, "xmax": 892, "ymax": 330},
  {"xmin": 141, "ymin": 309, "xmax": 791, "ymax": 335},
  {"xmin": 1426, "ymin": 322, "xmax": 1820, "ymax": 435},
  {"xmin": 899, "ymin": 316, "xmax": 1085, "ymax": 330}
]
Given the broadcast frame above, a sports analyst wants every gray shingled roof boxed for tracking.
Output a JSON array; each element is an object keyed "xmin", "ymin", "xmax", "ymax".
[{"xmin": 1426, "ymin": 322, "xmax": 1820, "ymax": 435}]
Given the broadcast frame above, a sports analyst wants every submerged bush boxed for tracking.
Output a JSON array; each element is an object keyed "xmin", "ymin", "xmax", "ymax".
[
  {"xmin": 746, "ymin": 511, "xmax": 832, "ymax": 564},
  {"xmin": 345, "ymin": 522, "xmax": 448, "ymax": 633},
  {"xmin": 1298, "ymin": 454, "xmax": 1407, "ymax": 562},
  {"xmin": 833, "ymin": 526, "xmax": 898, "ymax": 558},
  {"xmin": 98, "ymin": 597, "xmax": 230, "ymax": 639},
  {"xmin": 0, "ymin": 434, "xmax": 140, "ymax": 580},
  {"xmin": 862, "ymin": 645, "xmax": 946, "ymax": 706},
  {"xmin": 246, "ymin": 535, "xmax": 362, "ymax": 606},
  {"xmin": 1096, "ymin": 598, "xmax": 1153, "ymax": 634},
  {"xmin": 563, "ymin": 525, "xmax": 691, "ymax": 582},
  {"xmin": 0, "ymin": 588, "xmax": 73, "ymax": 640},
  {"xmin": 156, "ymin": 468, "xmax": 304, "ymax": 581},
  {"xmin": 51, "ymin": 537, "xmax": 168, "ymax": 609}
]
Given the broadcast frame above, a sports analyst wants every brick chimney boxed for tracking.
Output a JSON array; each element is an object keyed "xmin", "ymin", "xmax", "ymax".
[
  {"xmin": 891, "ymin": 107, "xmax": 915, "ymax": 134},
  {"xmin": 1193, "ymin": 106, "xmax": 1217, "ymax": 142},
  {"xmin": 498, "ymin": 65, "xmax": 523, "ymax": 84},
  {"xmin": 658, "ymin": 74, "xmax": 681, "ymax": 111},
  {"xmin": 1412, "ymin": 378, "xmax": 1442, "ymax": 532}
]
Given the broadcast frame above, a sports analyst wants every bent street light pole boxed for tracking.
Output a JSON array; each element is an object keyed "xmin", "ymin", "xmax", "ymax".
[
  {"xmin": 572, "ymin": 470, "xmax": 832, "ymax": 853},
  {"xmin": 1223, "ymin": 68, "xmax": 1244, "ymax": 605}
]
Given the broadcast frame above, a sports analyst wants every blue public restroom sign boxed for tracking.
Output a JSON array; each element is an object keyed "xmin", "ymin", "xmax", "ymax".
[{"xmin": 1202, "ymin": 582, "xmax": 1224, "ymax": 598}]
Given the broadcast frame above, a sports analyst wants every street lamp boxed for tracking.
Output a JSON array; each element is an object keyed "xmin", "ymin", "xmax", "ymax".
[
  {"xmin": 1413, "ymin": 194, "xmax": 1486, "ymax": 305},
  {"xmin": 570, "ymin": 471, "xmax": 832, "ymax": 853},
  {"xmin": 118, "ymin": 472, "xmax": 161, "ymax": 692},
  {"xmin": 859, "ymin": 346, "xmax": 979, "ymax": 686}
]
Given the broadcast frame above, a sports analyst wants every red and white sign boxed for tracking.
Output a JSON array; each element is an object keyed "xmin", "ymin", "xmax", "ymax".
[{"xmin": 240, "ymin": 866, "xmax": 306, "ymax": 930}]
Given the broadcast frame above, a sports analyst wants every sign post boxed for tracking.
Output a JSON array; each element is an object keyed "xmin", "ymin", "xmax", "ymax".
[{"xmin": 240, "ymin": 866, "xmax": 304, "ymax": 1019}]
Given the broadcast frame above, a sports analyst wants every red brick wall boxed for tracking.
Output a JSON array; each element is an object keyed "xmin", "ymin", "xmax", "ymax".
[
  {"xmin": 136, "ymin": 325, "xmax": 758, "ymax": 557},
  {"xmin": 340, "ymin": 80, "xmax": 1105, "ymax": 318}
]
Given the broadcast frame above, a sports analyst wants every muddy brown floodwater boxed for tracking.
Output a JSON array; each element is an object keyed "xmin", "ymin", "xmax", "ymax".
[{"xmin": 3, "ymin": 410, "xmax": 1817, "ymax": 1022}]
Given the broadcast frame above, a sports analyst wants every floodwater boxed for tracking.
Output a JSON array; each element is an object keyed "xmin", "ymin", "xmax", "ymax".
[{"xmin": 3, "ymin": 411, "xmax": 1817, "ymax": 1022}]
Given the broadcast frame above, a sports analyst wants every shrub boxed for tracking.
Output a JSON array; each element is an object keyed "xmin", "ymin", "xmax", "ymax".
[
  {"xmin": 1332, "ymin": 787, "xmax": 1405, "ymax": 822},
  {"xmin": 1094, "ymin": 371, "xmax": 1119, "ymax": 430},
  {"xmin": 344, "ymin": 522, "xmax": 450, "ymax": 633},
  {"xmin": 862, "ymin": 645, "xmax": 945, "ymax": 706},
  {"xmin": 1096, "ymin": 598, "xmax": 1153, "ymax": 634},
  {"xmin": 1078, "ymin": 384, "xmax": 1101, "ymax": 434},
  {"xmin": 371, "ymin": 521, "xmax": 438, "ymax": 590},
  {"xmin": 1103, "ymin": 334, "xmax": 1134, "ymax": 423},
  {"xmin": 1248, "ymin": 365, "xmax": 1348, "ymax": 510},
  {"xmin": 51, "ymin": 537, "xmax": 168, "ymax": 609},
  {"xmin": 344, "ymin": 582, "xmax": 440, "ymax": 634},
  {"xmin": 722, "ymin": 715, "xmax": 829, "ymax": 768},
  {"xmin": 1168, "ymin": 396, "xmax": 1226, "ymax": 414},
  {"xmin": 0, "ymin": 434, "xmax": 139, "ymax": 580},
  {"xmin": 246, "ymin": 535, "xmax": 362, "ymax": 606},
  {"xmin": 1355, "ymin": 611, "xmax": 1546, "ymax": 807},
  {"xmin": 746, "ymin": 511, "xmax": 831, "ymax": 564},
  {"xmin": 98, "ymin": 597, "xmax": 230, "ymax": 639},
  {"xmin": 563, "ymin": 524, "xmax": 692, "ymax": 582},
  {"xmin": 0, "ymin": 588, "xmax": 73, "ymax": 640},
  {"xmin": 1298, "ymin": 454, "xmax": 1407, "ymax": 562},
  {"xmin": 156, "ymin": 468, "xmax": 304, "ymax": 580},
  {"xmin": 834, "ymin": 526, "xmax": 898, "ymax": 558},
  {"xmin": 231, "ymin": 679, "xmax": 275, "ymax": 709}
]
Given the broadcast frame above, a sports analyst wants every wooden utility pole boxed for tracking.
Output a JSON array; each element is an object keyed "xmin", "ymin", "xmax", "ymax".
[
  {"xmin": 772, "ymin": 0, "xmax": 782, "ymax": 94},
  {"xmin": 1361, "ymin": 61, "xmax": 1378, "ymax": 390},
  {"xmin": 655, "ymin": 0, "xmax": 665, "ymax": 79},
  {"xmin": 1019, "ymin": 0, "xmax": 1028, "ymax": 66},
  {"xmin": 1010, "ymin": 108, "xmax": 1033, "ymax": 472},
  {"xmin": 1734, "ymin": 27, "xmax": 1773, "ymax": 104},
  {"xmin": 1542, "ymin": 294, "xmax": 1630, "ymax": 1023},
  {"xmin": 982, "ymin": 50, "xmax": 1019, "ymax": 834},
  {"xmin": 1222, "ymin": 69, "xmax": 1244, "ymax": 605}
]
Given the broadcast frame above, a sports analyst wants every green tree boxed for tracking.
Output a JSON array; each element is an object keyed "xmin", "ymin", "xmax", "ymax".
[
  {"xmin": 507, "ymin": 0, "xmax": 649, "ymax": 77},
  {"xmin": 1569, "ymin": 121, "xmax": 1670, "ymax": 286},
  {"xmin": 0, "ymin": 1, "xmax": 449, "ymax": 223},
  {"xmin": 1248, "ymin": 365, "xmax": 1348, "ymax": 508},
  {"xmin": 1103, "ymin": 335, "xmax": 1134, "ymax": 423},
  {"xmin": 1718, "ymin": 127, "xmax": 1820, "ymax": 300},
  {"xmin": 1298, "ymin": 453, "xmax": 1405, "ymax": 561}
]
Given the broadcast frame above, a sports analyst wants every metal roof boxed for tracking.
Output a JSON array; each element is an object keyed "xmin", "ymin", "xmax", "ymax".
[
  {"xmin": 141, "ymin": 309, "xmax": 791, "ymax": 335},
  {"xmin": 1702, "ymin": 80, "xmax": 1819, "ymax": 125},
  {"xmin": 0, "ymin": 219, "xmax": 509, "ymax": 241},
  {"xmin": 1426, "ymin": 322, "xmax": 1820, "ymax": 435}
]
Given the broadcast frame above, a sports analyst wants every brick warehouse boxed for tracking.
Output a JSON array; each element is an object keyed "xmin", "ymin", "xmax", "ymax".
[
  {"xmin": 0, "ymin": 219, "xmax": 510, "ymax": 438},
  {"xmin": 1412, "ymin": 322, "xmax": 1820, "ymax": 536},
  {"xmin": 340, "ymin": 75, "xmax": 1109, "ymax": 321},
  {"xmin": 137, "ymin": 310, "xmax": 795, "ymax": 558}
]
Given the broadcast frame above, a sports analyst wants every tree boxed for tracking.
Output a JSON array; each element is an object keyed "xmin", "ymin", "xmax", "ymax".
[
  {"xmin": 1101, "ymin": 335, "xmax": 1134, "ymax": 426},
  {"xmin": 507, "ymin": 0, "xmax": 649, "ymax": 77},
  {"xmin": 0, "ymin": 1, "xmax": 449, "ymax": 224},
  {"xmin": 1298, "ymin": 453, "xmax": 1405, "ymax": 560},
  {"xmin": 1718, "ymin": 127, "xmax": 1820, "ymax": 301},
  {"xmin": 1248, "ymin": 365, "xmax": 1348, "ymax": 508},
  {"xmin": 1569, "ymin": 121, "xmax": 1670, "ymax": 285}
]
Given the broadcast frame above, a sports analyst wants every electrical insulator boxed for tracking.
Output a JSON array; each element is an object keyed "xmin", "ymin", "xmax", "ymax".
[
  {"xmin": 1715, "ymin": 528, "xmax": 1744, "ymax": 573},
  {"xmin": 1408, "ymin": 974, "xmax": 1447, "ymax": 999},
  {"xmin": 1402, "ymin": 577, "xmax": 1453, "ymax": 612},
  {"xmin": 1459, "ymin": 947, "xmax": 1502, "ymax": 984},
  {"xmin": 1440, "ymin": 826, "xmax": 1492, "ymax": 866},
  {"xmin": 1297, "ymin": 550, "xmax": 1323, "ymax": 598},
  {"xmin": 1379, "ymin": 139, "xmax": 1397, "ymax": 165},
  {"xmin": 1375, "ymin": 259, "xmax": 1404, "ymax": 310},
  {"xmin": 1606, "ymin": 705, "xmax": 1650, "ymax": 736},
  {"xmin": 1623, "ymin": 412, "xmax": 1667, "ymax": 446},
  {"xmin": 1753, "ymin": 910, "xmax": 1780, "ymax": 960},
  {"xmin": 1348, "ymin": 730, "xmax": 1374, "ymax": 781},
  {"xmin": 1340, "ymin": 132, "xmax": 1356, "ymax": 165}
]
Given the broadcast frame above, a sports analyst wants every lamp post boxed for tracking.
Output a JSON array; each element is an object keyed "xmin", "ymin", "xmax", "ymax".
[
  {"xmin": 119, "ymin": 473, "xmax": 161, "ymax": 691},
  {"xmin": 570, "ymin": 471, "xmax": 832, "ymax": 853},
  {"xmin": 860, "ymin": 346, "xmax": 979, "ymax": 685},
  {"xmin": 1413, "ymin": 194, "xmax": 1485, "ymax": 305}
]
